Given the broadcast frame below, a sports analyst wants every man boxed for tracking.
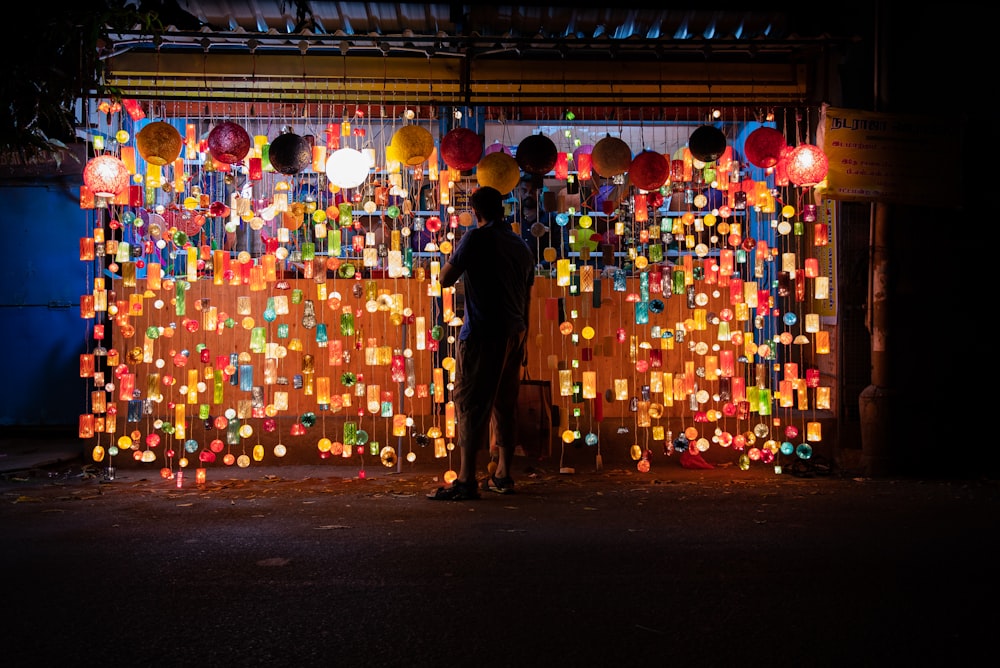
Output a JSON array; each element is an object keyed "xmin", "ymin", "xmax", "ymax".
[{"xmin": 427, "ymin": 186, "xmax": 535, "ymax": 500}]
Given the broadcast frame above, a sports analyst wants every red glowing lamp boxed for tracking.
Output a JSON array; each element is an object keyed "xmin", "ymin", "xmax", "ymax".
[
  {"xmin": 786, "ymin": 144, "xmax": 829, "ymax": 187},
  {"xmin": 83, "ymin": 155, "xmax": 130, "ymax": 197}
]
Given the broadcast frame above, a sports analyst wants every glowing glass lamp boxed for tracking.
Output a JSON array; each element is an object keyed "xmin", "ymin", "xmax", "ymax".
[
  {"xmin": 786, "ymin": 144, "xmax": 829, "ymax": 187},
  {"xmin": 83, "ymin": 155, "xmax": 130, "ymax": 197},
  {"xmin": 326, "ymin": 148, "xmax": 370, "ymax": 189}
]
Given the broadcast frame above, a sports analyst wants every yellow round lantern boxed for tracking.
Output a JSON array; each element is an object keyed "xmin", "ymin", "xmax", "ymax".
[
  {"xmin": 136, "ymin": 121, "xmax": 183, "ymax": 166},
  {"xmin": 391, "ymin": 125, "xmax": 435, "ymax": 166},
  {"xmin": 475, "ymin": 151, "xmax": 521, "ymax": 195}
]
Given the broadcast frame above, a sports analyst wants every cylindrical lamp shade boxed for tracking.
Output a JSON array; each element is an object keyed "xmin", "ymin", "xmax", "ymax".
[
  {"xmin": 135, "ymin": 121, "xmax": 183, "ymax": 166},
  {"xmin": 440, "ymin": 128, "xmax": 483, "ymax": 171},
  {"xmin": 326, "ymin": 148, "xmax": 370, "ymax": 189},
  {"xmin": 591, "ymin": 135, "xmax": 632, "ymax": 177},
  {"xmin": 743, "ymin": 127, "xmax": 786, "ymax": 168},
  {"xmin": 391, "ymin": 125, "xmax": 435, "ymax": 166},
  {"xmin": 516, "ymin": 133, "xmax": 558, "ymax": 175},
  {"xmin": 207, "ymin": 121, "xmax": 251, "ymax": 164},
  {"xmin": 268, "ymin": 132, "xmax": 312, "ymax": 175},
  {"xmin": 786, "ymin": 144, "xmax": 829, "ymax": 187},
  {"xmin": 628, "ymin": 150, "xmax": 669, "ymax": 191},
  {"xmin": 475, "ymin": 151, "xmax": 521, "ymax": 194},
  {"xmin": 83, "ymin": 155, "xmax": 130, "ymax": 197},
  {"xmin": 688, "ymin": 125, "xmax": 727, "ymax": 163}
]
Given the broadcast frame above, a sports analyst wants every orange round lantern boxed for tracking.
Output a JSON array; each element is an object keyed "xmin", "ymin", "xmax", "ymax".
[
  {"xmin": 591, "ymin": 135, "xmax": 632, "ymax": 177},
  {"xmin": 135, "ymin": 121, "xmax": 183, "ymax": 166}
]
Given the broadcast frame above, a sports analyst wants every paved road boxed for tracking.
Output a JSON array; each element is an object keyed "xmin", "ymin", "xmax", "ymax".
[{"xmin": 1, "ymin": 460, "xmax": 995, "ymax": 668}]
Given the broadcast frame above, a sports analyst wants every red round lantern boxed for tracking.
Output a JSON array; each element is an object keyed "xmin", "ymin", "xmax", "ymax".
[
  {"xmin": 628, "ymin": 150, "xmax": 669, "ymax": 191},
  {"xmin": 207, "ymin": 121, "xmax": 251, "ymax": 164},
  {"xmin": 688, "ymin": 125, "xmax": 727, "ymax": 163},
  {"xmin": 516, "ymin": 133, "xmax": 558, "ymax": 175},
  {"xmin": 83, "ymin": 155, "xmax": 130, "ymax": 197},
  {"xmin": 743, "ymin": 127, "xmax": 787, "ymax": 169},
  {"xmin": 440, "ymin": 127, "xmax": 483, "ymax": 171},
  {"xmin": 786, "ymin": 144, "xmax": 829, "ymax": 187}
]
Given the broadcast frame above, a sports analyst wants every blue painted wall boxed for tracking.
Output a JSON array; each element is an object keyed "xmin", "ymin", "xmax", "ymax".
[{"xmin": 0, "ymin": 175, "xmax": 89, "ymax": 427}]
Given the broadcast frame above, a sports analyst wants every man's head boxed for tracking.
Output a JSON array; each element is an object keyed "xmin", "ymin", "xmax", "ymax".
[{"xmin": 471, "ymin": 186, "xmax": 505, "ymax": 223}]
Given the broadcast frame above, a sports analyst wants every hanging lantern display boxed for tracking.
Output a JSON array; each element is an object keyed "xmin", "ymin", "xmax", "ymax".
[
  {"xmin": 475, "ymin": 151, "xmax": 521, "ymax": 194},
  {"xmin": 628, "ymin": 150, "xmax": 669, "ymax": 191},
  {"xmin": 391, "ymin": 125, "xmax": 435, "ymax": 166},
  {"xmin": 268, "ymin": 129, "xmax": 311, "ymax": 175},
  {"xmin": 135, "ymin": 121, "xmax": 183, "ymax": 166},
  {"xmin": 743, "ymin": 126, "xmax": 787, "ymax": 169},
  {"xmin": 786, "ymin": 144, "xmax": 829, "ymax": 187},
  {"xmin": 326, "ymin": 148, "xmax": 371, "ymax": 189},
  {"xmin": 207, "ymin": 121, "xmax": 252, "ymax": 164},
  {"xmin": 688, "ymin": 125, "xmax": 727, "ymax": 162},
  {"xmin": 440, "ymin": 127, "xmax": 483, "ymax": 171},
  {"xmin": 591, "ymin": 135, "xmax": 632, "ymax": 178},
  {"xmin": 515, "ymin": 133, "xmax": 558, "ymax": 175},
  {"xmin": 83, "ymin": 155, "xmax": 130, "ymax": 197}
]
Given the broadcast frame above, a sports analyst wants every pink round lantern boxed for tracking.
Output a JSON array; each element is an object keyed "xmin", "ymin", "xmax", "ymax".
[
  {"xmin": 440, "ymin": 127, "xmax": 483, "ymax": 171},
  {"xmin": 786, "ymin": 144, "xmax": 828, "ymax": 187},
  {"xmin": 628, "ymin": 150, "xmax": 669, "ymax": 191},
  {"xmin": 743, "ymin": 127, "xmax": 786, "ymax": 169},
  {"xmin": 83, "ymin": 155, "xmax": 130, "ymax": 197},
  {"xmin": 207, "ymin": 121, "xmax": 251, "ymax": 164}
]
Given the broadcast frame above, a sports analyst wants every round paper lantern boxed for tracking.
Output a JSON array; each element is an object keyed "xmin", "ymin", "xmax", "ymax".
[
  {"xmin": 591, "ymin": 135, "xmax": 632, "ymax": 177},
  {"xmin": 440, "ymin": 128, "xmax": 483, "ymax": 171},
  {"xmin": 326, "ymin": 148, "xmax": 370, "ymax": 188},
  {"xmin": 268, "ymin": 131, "xmax": 311, "ymax": 175},
  {"xmin": 516, "ymin": 133, "xmax": 558, "ymax": 175},
  {"xmin": 688, "ymin": 125, "xmax": 727, "ymax": 162},
  {"xmin": 135, "ymin": 121, "xmax": 183, "ymax": 166},
  {"xmin": 743, "ymin": 127, "xmax": 786, "ymax": 169},
  {"xmin": 572, "ymin": 144, "xmax": 593, "ymax": 164},
  {"xmin": 786, "ymin": 144, "xmax": 829, "ymax": 187},
  {"xmin": 391, "ymin": 125, "xmax": 435, "ymax": 166},
  {"xmin": 475, "ymin": 151, "xmax": 521, "ymax": 195},
  {"xmin": 628, "ymin": 150, "xmax": 669, "ymax": 191},
  {"xmin": 207, "ymin": 121, "xmax": 251, "ymax": 164},
  {"xmin": 83, "ymin": 155, "xmax": 130, "ymax": 197}
]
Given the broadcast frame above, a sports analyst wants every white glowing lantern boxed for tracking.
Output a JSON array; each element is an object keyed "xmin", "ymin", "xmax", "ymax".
[{"xmin": 326, "ymin": 148, "xmax": 370, "ymax": 189}]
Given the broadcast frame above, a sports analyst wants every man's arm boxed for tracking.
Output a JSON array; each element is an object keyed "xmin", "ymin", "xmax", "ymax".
[{"xmin": 440, "ymin": 261, "xmax": 461, "ymax": 288}]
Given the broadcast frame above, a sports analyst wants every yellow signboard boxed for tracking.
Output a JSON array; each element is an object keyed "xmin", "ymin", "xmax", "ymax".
[{"xmin": 821, "ymin": 106, "xmax": 961, "ymax": 206}]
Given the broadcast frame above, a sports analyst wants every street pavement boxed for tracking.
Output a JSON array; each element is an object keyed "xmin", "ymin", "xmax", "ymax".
[{"xmin": 1, "ymin": 436, "xmax": 996, "ymax": 668}]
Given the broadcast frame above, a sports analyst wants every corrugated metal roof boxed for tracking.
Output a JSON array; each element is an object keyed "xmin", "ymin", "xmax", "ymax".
[{"xmin": 101, "ymin": 2, "xmax": 866, "ymax": 116}]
